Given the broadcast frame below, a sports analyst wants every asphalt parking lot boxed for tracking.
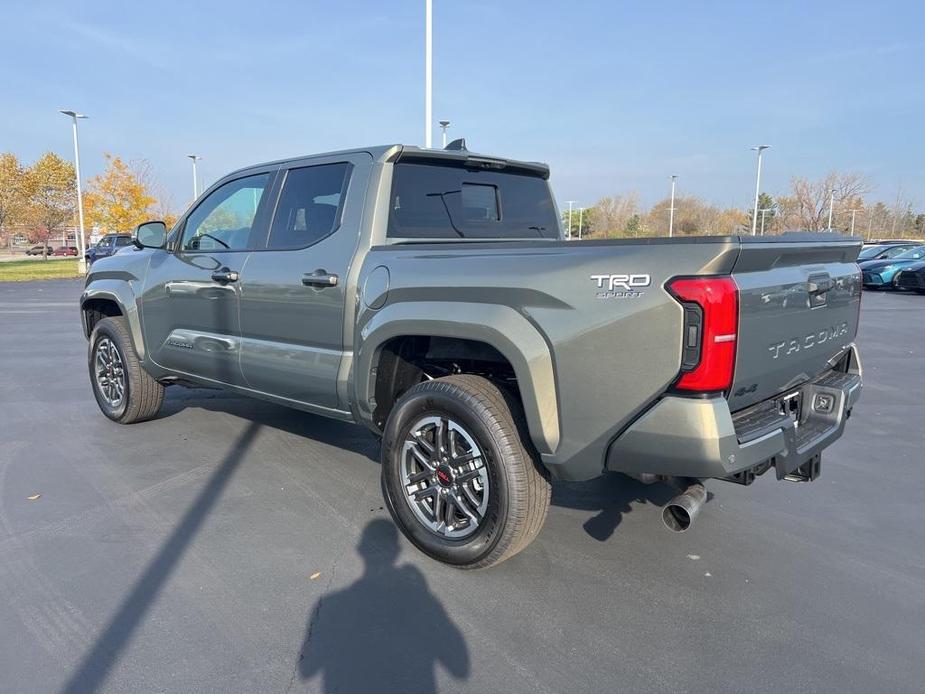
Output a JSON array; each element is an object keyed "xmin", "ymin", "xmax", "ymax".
[{"xmin": 1, "ymin": 280, "xmax": 923, "ymax": 694}]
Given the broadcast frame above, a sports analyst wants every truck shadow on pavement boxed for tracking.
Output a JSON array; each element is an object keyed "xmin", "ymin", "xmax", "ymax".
[
  {"xmin": 160, "ymin": 389, "xmax": 695, "ymax": 544},
  {"xmin": 296, "ymin": 519, "xmax": 470, "ymax": 694},
  {"xmin": 552, "ymin": 473, "xmax": 690, "ymax": 541},
  {"xmin": 159, "ymin": 387, "xmax": 380, "ymax": 462}
]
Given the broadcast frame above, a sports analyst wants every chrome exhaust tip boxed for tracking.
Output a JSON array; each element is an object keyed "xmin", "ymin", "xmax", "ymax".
[{"xmin": 662, "ymin": 481, "xmax": 706, "ymax": 532}]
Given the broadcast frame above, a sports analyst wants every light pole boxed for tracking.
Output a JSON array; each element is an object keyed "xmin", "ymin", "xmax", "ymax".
[
  {"xmin": 439, "ymin": 120, "xmax": 450, "ymax": 148},
  {"xmin": 187, "ymin": 154, "xmax": 202, "ymax": 199},
  {"xmin": 565, "ymin": 200, "xmax": 577, "ymax": 239},
  {"xmin": 750, "ymin": 145, "xmax": 770, "ymax": 236},
  {"xmin": 827, "ymin": 188, "xmax": 835, "ymax": 231},
  {"xmin": 668, "ymin": 175, "xmax": 678, "ymax": 237},
  {"xmin": 867, "ymin": 212, "xmax": 874, "ymax": 240},
  {"xmin": 759, "ymin": 207, "xmax": 772, "ymax": 235},
  {"xmin": 424, "ymin": 0, "xmax": 433, "ymax": 148},
  {"xmin": 577, "ymin": 208, "xmax": 584, "ymax": 240},
  {"xmin": 59, "ymin": 110, "xmax": 88, "ymax": 275},
  {"xmin": 849, "ymin": 208, "xmax": 860, "ymax": 235}
]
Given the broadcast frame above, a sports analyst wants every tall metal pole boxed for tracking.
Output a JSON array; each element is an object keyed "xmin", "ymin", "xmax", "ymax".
[
  {"xmin": 867, "ymin": 212, "xmax": 874, "ymax": 240},
  {"xmin": 424, "ymin": 0, "xmax": 433, "ymax": 148},
  {"xmin": 668, "ymin": 175, "xmax": 677, "ymax": 237},
  {"xmin": 187, "ymin": 155, "xmax": 201, "ymax": 199},
  {"xmin": 60, "ymin": 110, "xmax": 87, "ymax": 275},
  {"xmin": 849, "ymin": 209, "xmax": 859, "ymax": 235},
  {"xmin": 760, "ymin": 208, "xmax": 769, "ymax": 236},
  {"xmin": 577, "ymin": 208, "xmax": 584, "ymax": 240},
  {"xmin": 750, "ymin": 145, "xmax": 770, "ymax": 236},
  {"xmin": 827, "ymin": 189, "xmax": 835, "ymax": 231},
  {"xmin": 565, "ymin": 200, "xmax": 576, "ymax": 240},
  {"xmin": 439, "ymin": 120, "xmax": 450, "ymax": 148}
]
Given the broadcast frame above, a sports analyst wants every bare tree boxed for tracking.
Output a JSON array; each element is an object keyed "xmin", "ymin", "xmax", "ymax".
[
  {"xmin": 885, "ymin": 187, "xmax": 918, "ymax": 238},
  {"xmin": 777, "ymin": 172, "xmax": 870, "ymax": 231},
  {"xmin": 586, "ymin": 193, "xmax": 640, "ymax": 237},
  {"xmin": 644, "ymin": 195, "xmax": 742, "ymax": 236}
]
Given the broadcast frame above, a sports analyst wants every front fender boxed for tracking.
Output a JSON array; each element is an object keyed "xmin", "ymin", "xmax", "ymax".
[
  {"xmin": 355, "ymin": 301, "xmax": 560, "ymax": 456},
  {"xmin": 80, "ymin": 280, "xmax": 145, "ymax": 360}
]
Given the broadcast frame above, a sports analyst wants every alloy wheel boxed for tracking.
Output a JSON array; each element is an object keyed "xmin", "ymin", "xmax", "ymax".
[
  {"xmin": 400, "ymin": 415, "xmax": 490, "ymax": 539},
  {"xmin": 94, "ymin": 337, "xmax": 126, "ymax": 408}
]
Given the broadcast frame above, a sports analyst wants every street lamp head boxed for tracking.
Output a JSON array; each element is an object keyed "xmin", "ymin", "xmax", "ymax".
[
  {"xmin": 438, "ymin": 120, "xmax": 450, "ymax": 128},
  {"xmin": 671, "ymin": 174, "xmax": 678, "ymax": 181},
  {"xmin": 59, "ymin": 109, "xmax": 87, "ymax": 119},
  {"xmin": 751, "ymin": 144, "xmax": 770, "ymax": 153},
  {"xmin": 186, "ymin": 154, "xmax": 201, "ymax": 161}
]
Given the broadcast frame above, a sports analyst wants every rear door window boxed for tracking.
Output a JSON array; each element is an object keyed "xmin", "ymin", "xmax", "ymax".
[
  {"xmin": 387, "ymin": 162, "xmax": 559, "ymax": 239},
  {"xmin": 266, "ymin": 163, "xmax": 351, "ymax": 250}
]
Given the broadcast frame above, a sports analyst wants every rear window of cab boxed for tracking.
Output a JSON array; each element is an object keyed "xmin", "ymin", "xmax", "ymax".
[{"xmin": 387, "ymin": 162, "xmax": 559, "ymax": 240}]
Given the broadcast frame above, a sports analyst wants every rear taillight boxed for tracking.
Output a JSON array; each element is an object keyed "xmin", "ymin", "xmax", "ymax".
[{"xmin": 667, "ymin": 276, "xmax": 739, "ymax": 393}]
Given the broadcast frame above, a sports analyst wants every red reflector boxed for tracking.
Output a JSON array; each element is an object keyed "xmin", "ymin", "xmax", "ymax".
[{"xmin": 668, "ymin": 276, "xmax": 739, "ymax": 392}]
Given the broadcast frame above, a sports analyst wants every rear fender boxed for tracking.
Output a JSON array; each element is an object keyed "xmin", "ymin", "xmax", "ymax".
[{"xmin": 355, "ymin": 301, "xmax": 560, "ymax": 455}]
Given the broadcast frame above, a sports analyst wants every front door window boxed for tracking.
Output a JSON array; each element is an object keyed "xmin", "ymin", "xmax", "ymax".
[{"xmin": 181, "ymin": 173, "xmax": 271, "ymax": 251}]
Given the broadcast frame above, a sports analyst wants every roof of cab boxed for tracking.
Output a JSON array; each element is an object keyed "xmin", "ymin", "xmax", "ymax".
[{"xmin": 227, "ymin": 144, "xmax": 550, "ymax": 180}]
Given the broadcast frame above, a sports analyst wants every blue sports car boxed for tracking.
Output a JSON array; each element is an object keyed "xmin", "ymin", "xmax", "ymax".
[{"xmin": 860, "ymin": 246, "xmax": 925, "ymax": 289}]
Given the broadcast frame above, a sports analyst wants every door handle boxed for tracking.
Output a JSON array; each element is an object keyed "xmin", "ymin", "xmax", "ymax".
[
  {"xmin": 807, "ymin": 278, "xmax": 833, "ymax": 295},
  {"xmin": 302, "ymin": 271, "xmax": 339, "ymax": 288},
  {"xmin": 211, "ymin": 267, "xmax": 239, "ymax": 283}
]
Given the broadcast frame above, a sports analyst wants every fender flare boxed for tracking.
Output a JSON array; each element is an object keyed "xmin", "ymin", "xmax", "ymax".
[
  {"xmin": 355, "ymin": 301, "xmax": 560, "ymax": 455},
  {"xmin": 80, "ymin": 282, "xmax": 145, "ymax": 360}
]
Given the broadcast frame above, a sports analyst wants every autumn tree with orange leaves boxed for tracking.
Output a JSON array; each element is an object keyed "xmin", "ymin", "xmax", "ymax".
[
  {"xmin": 22, "ymin": 152, "xmax": 77, "ymax": 257},
  {"xmin": 84, "ymin": 154, "xmax": 157, "ymax": 234}
]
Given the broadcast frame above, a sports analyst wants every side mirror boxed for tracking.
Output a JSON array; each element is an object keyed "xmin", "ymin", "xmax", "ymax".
[{"xmin": 133, "ymin": 221, "xmax": 167, "ymax": 249}]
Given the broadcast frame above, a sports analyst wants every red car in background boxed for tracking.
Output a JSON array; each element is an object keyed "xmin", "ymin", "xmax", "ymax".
[{"xmin": 52, "ymin": 246, "xmax": 79, "ymax": 256}]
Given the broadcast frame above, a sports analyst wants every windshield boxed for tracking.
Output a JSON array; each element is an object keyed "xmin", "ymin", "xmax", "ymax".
[
  {"xmin": 895, "ymin": 247, "xmax": 925, "ymax": 260},
  {"xmin": 858, "ymin": 245, "xmax": 887, "ymax": 259}
]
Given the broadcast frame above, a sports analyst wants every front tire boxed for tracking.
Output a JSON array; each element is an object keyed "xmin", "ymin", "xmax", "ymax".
[
  {"xmin": 89, "ymin": 317, "xmax": 164, "ymax": 424},
  {"xmin": 381, "ymin": 375, "xmax": 551, "ymax": 569}
]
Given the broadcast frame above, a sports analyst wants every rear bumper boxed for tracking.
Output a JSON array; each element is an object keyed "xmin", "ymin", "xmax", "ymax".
[{"xmin": 606, "ymin": 345, "xmax": 862, "ymax": 481}]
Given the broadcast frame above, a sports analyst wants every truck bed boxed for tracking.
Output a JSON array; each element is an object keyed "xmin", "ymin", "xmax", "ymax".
[{"xmin": 355, "ymin": 234, "xmax": 862, "ymax": 481}]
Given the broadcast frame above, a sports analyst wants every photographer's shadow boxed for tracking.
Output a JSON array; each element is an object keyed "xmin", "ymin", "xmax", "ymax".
[{"xmin": 297, "ymin": 519, "xmax": 470, "ymax": 694}]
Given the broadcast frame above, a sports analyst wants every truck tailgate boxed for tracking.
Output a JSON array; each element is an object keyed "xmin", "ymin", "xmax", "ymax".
[{"xmin": 729, "ymin": 237, "xmax": 862, "ymax": 411}]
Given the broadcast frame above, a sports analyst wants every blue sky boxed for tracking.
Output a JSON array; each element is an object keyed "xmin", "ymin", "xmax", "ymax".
[{"xmin": 2, "ymin": 0, "xmax": 922, "ymax": 213}]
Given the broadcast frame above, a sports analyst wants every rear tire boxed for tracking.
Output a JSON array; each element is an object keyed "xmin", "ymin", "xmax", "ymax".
[
  {"xmin": 380, "ymin": 374, "xmax": 551, "ymax": 569},
  {"xmin": 89, "ymin": 317, "xmax": 164, "ymax": 424}
]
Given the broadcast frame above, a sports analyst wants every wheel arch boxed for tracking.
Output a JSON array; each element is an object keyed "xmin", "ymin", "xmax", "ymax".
[
  {"xmin": 81, "ymin": 283, "xmax": 145, "ymax": 360},
  {"xmin": 355, "ymin": 301, "xmax": 560, "ymax": 455}
]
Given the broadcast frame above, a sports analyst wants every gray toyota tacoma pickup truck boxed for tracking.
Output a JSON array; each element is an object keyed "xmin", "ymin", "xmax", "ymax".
[{"xmin": 80, "ymin": 143, "xmax": 863, "ymax": 568}]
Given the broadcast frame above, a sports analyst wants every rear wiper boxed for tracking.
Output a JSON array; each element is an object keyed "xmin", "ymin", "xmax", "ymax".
[{"xmin": 425, "ymin": 191, "xmax": 466, "ymax": 237}]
